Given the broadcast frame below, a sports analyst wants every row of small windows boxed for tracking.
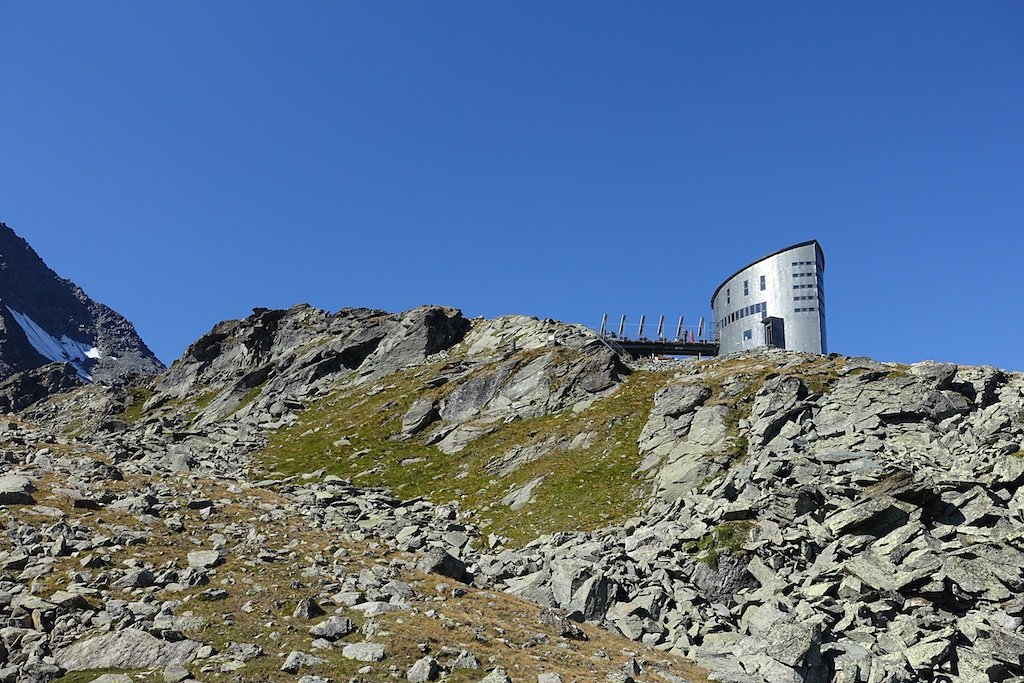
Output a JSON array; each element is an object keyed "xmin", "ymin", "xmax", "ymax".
[
  {"xmin": 793, "ymin": 283, "xmax": 815, "ymax": 290},
  {"xmin": 793, "ymin": 272, "xmax": 816, "ymax": 278},
  {"xmin": 793, "ymin": 295, "xmax": 817, "ymax": 301},
  {"xmin": 792, "ymin": 260, "xmax": 815, "ymax": 267},
  {"xmin": 720, "ymin": 301, "xmax": 766, "ymax": 329},
  {"xmin": 795, "ymin": 307, "xmax": 818, "ymax": 313}
]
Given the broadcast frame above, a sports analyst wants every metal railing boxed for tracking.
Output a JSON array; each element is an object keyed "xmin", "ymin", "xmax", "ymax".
[{"xmin": 595, "ymin": 314, "xmax": 718, "ymax": 344}]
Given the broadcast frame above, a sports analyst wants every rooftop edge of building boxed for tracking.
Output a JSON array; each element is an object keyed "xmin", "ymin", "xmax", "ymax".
[{"xmin": 709, "ymin": 239, "xmax": 824, "ymax": 309}]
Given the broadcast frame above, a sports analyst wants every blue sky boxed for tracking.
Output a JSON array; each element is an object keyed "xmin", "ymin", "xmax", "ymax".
[{"xmin": 1, "ymin": 2, "xmax": 1022, "ymax": 369}]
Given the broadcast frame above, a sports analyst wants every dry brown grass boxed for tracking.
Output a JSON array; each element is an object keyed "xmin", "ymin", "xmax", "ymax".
[{"xmin": 5, "ymin": 452, "xmax": 708, "ymax": 683}]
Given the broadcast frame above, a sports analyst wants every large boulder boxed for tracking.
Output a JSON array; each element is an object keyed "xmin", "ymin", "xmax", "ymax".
[
  {"xmin": 54, "ymin": 629, "xmax": 202, "ymax": 670},
  {"xmin": 0, "ymin": 475, "xmax": 35, "ymax": 505}
]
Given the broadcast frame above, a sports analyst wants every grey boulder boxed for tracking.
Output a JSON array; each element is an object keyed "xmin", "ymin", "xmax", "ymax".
[
  {"xmin": 55, "ymin": 628, "xmax": 202, "ymax": 670},
  {"xmin": 342, "ymin": 641, "xmax": 386, "ymax": 662},
  {"xmin": 0, "ymin": 475, "xmax": 34, "ymax": 505}
]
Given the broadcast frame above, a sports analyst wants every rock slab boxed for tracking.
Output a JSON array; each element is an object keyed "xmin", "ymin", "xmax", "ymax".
[{"xmin": 55, "ymin": 628, "xmax": 202, "ymax": 670}]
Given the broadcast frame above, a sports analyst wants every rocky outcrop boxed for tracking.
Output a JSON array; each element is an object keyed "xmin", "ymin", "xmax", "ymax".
[
  {"xmin": 0, "ymin": 363, "xmax": 83, "ymax": 413},
  {"xmin": 474, "ymin": 350, "xmax": 1024, "ymax": 683},
  {"xmin": 152, "ymin": 304, "xmax": 470, "ymax": 426},
  {"xmin": 54, "ymin": 629, "xmax": 202, "ymax": 670},
  {"xmin": 0, "ymin": 222, "xmax": 163, "ymax": 383},
  {"xmin": 5, "ymin": 304, "xmax": 1024, "ymax": 683}
]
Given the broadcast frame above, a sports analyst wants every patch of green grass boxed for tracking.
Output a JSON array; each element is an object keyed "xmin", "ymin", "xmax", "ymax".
[
  {"xmin": 260, "ymin": 356, "xmax": 675, "ymax": 545},
  {"xmin": 801, "ymin": 367, "xmax": 841, "ymax": 395},
  {"xmin": 459, "ymin": 370, "xmax": 671, "ymax": 543},
  {"xmin": 1011, "ymin": 450, "xmax": 1023, "ymax": 458},
  {"xmin": 191, "ymin": 387, "xmax": 222, "ymax": 411},
  {"xmin": 119, "ymin": 386, "xmax": 154, "ymax": 423},
  {"xmin": 885, "ymin": 364, "xmax": 911, "ymax": 379},
  {"xmin": 688, "ymin": 520, "xmax": 757, "ymax": 569},
  {"xmin": 723, "ymin": 404, "xmax": 750, "ymax": 465},
  {"xmin": 229, "ymin": 379, "xmax": 270, "ymax": 416}
]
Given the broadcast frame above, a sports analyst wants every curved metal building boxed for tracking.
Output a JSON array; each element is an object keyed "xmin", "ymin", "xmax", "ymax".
[{"xmin": 711, "ymin": 240, "xmax": 827, "ymax": 355}]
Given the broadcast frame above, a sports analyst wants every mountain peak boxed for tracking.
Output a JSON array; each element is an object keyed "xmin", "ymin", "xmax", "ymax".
[{"xmin": 0, "ymin": 221, "xmax": 164, "ymax": 383}]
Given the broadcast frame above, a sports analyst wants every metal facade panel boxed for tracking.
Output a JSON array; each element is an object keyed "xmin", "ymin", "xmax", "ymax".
[{"xmin": 711, "ymin": 242, "xmax": 827, "ymax": 354}]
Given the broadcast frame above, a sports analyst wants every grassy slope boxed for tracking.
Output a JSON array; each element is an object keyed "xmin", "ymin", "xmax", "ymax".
[
  {"xmin": 258, "ymin": 350, "xmax": 845, "ymax": 546},
  {"xmin": 259, "ymin": 359, "xmax": 676, "ymax": 545}
]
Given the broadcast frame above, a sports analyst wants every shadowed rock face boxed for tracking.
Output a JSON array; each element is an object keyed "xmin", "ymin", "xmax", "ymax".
[
  {"xmin": 0, "ymin": 222, "xmax": 163, "ymax": 384},
  {"xmin": 0, "ymin": 362, "xmax": 83, "ymax": 413}
]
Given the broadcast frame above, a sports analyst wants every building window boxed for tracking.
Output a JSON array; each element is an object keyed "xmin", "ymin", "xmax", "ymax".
[
  {"xmin": 727, "ymin": 289, "xmax": 730, "ymax": 305},
  {"xmin": 743, "ymin": 329, "xmax": 752, "ymax": 341},
  {"xmin": 760, "ymin": 275, "xmax": 766, "ymax": 291},
  {"xmin": 743, "ymin": 280, "xmax": 749, "ymax": 296}
]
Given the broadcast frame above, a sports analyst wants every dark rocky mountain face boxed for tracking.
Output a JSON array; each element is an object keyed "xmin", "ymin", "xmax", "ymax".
[{"xmin": 0, "ymin": 221, "xmax": 164, "ymax": 384}]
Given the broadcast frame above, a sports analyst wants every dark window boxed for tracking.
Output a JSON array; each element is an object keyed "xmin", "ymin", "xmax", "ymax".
[
  {"xmin": 744, "ymin": 280, "xmax": 749, "ymax": 296},
  {"xmin": 760, "ymin": 275, "xmax": 766, "ymax": 291},
  {"xmin": 743, "ymin": 329, "xmax": 752, "ymax": 341}
]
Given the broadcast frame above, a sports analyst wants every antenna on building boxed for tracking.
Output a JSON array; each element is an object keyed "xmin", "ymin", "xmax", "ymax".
[
  {"xmin": 618, "ymin": 315, "xmax": 626, "ymax": 337},
  {"xmin": 638, "ymin": 314, "xmax": 646, "ymax": 339},
  {"xmin": 656, "ymin": 315, "xmax": 664, "ymax": 340},
  {"xmin": 599, "ymin": 314, "xmax": 607, "ymax": 335}
]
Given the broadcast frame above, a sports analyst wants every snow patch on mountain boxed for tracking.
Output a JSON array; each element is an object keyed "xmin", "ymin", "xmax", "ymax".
[{"xmin": 6, "ymin": 306, "xmax": 100, "ymax": 381}]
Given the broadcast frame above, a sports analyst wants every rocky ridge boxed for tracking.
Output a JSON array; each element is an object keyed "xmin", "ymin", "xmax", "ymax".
[
  {"xmin": 0, "ymin": 222, "xmax": 164, "ymax": 385},
  {"xmin": 3, "ymin": 304, "xmax": 1024, "ymax": 682}
]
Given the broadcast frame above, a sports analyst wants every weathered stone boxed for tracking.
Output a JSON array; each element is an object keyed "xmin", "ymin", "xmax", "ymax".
[
  {"xmin": 342, "ymin": 641, "xmax": 386, "ymax": 662},
  {"xmin": 538, "ymin": 607, "xmax": 587, "ymax": 640},
  {"xmin": 55, "ymin": 629, "xmax": 202, "ymax": 670},
  {"xmin": 764, "ymin": 621, "xmax": 822, "ymax": 668},
  {"xmin": 88, "ymin": 675, "xmax": 134, "ymax": 683},
  {"xmin": 293, "ymin": 597, "xmax": 326, "ymax": 619},
  {"xmin": 225, "ymin": 642, "xmax": 263, "ymax": 662},
  {"xmin": 281, "ymin": 650, "xmax": 324, "ymax": 673},
  {"xmin": 401, "ymin": 397, "xmax": 438, "ymax": 436},
  {"xmin": 417, "ymin": 548, "xmax": 468, "ymax": 582},
  {"xmin": 186, "ymin": 550, "xmax": 222, "ymax": 569},
  {"xmin": 406, "ymin": 655, "xmax": 440, "ymax": 682},
  {"xmin": 479, "ymin": 668, "xmax": 513, "ymax": 683},
  {"xmin": 0, "ymin": 475, "xmax": 34, "ymax": 505},
  {"xmin": 162, "ymin": 664, "xmax": 191, "ymax": 683},
  {"xmin": 309, "ymin": 616, "xmax": 354, "ymax": 641}
]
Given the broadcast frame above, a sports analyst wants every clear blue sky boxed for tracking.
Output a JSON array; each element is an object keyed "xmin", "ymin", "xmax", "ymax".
[{"xmin": 2, "ymin": 2, "xmax": 1022, "ymax": 370}]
